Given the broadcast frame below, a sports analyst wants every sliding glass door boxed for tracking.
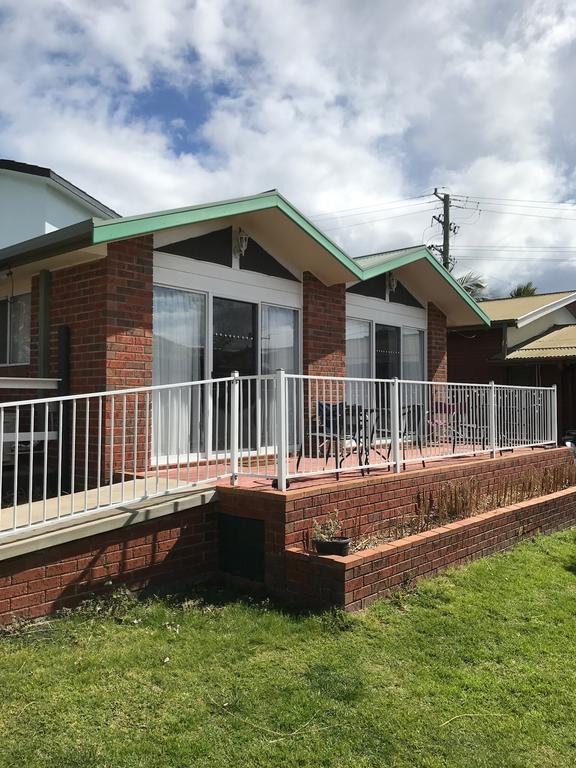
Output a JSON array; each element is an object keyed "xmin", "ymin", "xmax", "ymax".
[
  {"xmin": 212, "ymin": 297, "xmax": 258, "ymax": 451},
  {"xmin": 153, "ymin": 286, "xmax": 300, "ymax": 461},
  {"xmin": 375, "ymin": 324, "xmax": 401, "ymax": 379}
]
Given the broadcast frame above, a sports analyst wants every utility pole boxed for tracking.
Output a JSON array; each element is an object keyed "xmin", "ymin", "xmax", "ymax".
[{"xmin": 430, "ymin": 188, "xmax": 458, "ymax": 271}]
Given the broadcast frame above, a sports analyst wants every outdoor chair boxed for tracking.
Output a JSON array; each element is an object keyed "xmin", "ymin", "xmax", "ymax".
[{"xmin": 296, "ymin": 401, "xmax": 359, "ymax": 472}]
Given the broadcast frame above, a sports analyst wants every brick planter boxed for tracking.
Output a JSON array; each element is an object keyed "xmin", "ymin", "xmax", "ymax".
[{"xmin": 285, "ymin": 485, "xmax": 576, "ymax": 611}]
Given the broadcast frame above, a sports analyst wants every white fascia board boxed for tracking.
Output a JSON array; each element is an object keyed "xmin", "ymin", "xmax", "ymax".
[{"xmin": 516, "ymin": 292, "xmax": 576, "ymax": 328}]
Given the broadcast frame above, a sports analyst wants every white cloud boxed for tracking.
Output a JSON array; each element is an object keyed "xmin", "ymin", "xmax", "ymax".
[{"xmin": 1, "ymin": 0, "xmax": 576, "ymax": 293}]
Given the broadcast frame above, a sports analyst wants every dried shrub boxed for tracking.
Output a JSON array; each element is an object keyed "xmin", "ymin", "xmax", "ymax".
[{"xmin": 353, "ymin": 461, "xmax": 576, "ymax": 550}]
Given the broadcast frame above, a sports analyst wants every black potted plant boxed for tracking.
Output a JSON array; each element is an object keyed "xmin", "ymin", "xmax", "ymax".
[{"xmin": 312, "ymin": 510, "xmax": 351, "ymax": 556}]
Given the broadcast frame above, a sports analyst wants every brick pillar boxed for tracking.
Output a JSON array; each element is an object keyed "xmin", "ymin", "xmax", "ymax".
[
  {"xmin": 302, "ymin": 272, "xmax": 346, "ymax": 377},
  {"xmin": 427, "ymin": 303, "xmax": 447, "ymax": 382},
  {"xmin": 104, "ymin": 237, "xmax": 153, "ymax": 390},
  {"xmin": 103, "ymin": 237, "xmax": 153, "ymax": 479}
]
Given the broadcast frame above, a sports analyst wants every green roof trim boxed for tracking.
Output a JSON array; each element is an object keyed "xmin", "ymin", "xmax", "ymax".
[
  {"xmin": 358, "ymin": 246, "xmax": 491, "ymax": 326},
  {"xmin": 0, "ymin": 189, "xmax": 489, "ymax": 325},
  {"xmin": 92, "ymin": 190, "xmax": 364, "ymax": 279}
]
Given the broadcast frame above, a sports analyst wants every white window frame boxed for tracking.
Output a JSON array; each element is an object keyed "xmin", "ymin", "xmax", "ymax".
[
  {"xmin": 152, "ymin": 282, "xmax": 302, "ymax": 463},
  {"xmin": 346, "ymin": 316, "xmax": 427, "ymax": 380}
]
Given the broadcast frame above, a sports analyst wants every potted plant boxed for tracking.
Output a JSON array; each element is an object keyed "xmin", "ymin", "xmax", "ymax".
[{"xmin": 312, "ymin": 510, "xmax": 350, "ymax": 556}]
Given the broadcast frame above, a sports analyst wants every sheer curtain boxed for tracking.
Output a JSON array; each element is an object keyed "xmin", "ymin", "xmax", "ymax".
[
  {"xmin": 153, "ymin": 287, "xmax": 206, "ymax": 461},
  {"xmin": 261, "ymin": 305, "xmax": 299, "ymax": 448},
  {"xmin": 346, "ymin": 319, "xmax": 371, "ymax": 378},
  {"xmin": 9, "ymin": 294, "xmax": 31, "ymax": 364},
  {"xmin": 401, "ymin": 328, "xmax": 424, "ymax": 380}
]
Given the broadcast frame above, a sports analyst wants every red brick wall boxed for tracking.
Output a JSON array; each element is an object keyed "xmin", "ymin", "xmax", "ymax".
[
  {"xmin": 49, "ymin": 260, "xmax": 107, "ymax": 392},
  {"xmin": 427, "ymin": 302, "xmax": 447, "ymax": 382},
  {"xmin": 286, "ymin": 483, "xmax": 576, "ymax": 611},
  {"xmin": 302, "ymin": 272, "xmax": 346, "ymax": 377},
  {"xmin": 104, "ymin": 237, "xmax": 153, "ymax": 390},
  {"xmin": 0, "ymin": 504, "xmax": 218, "ymax": 625},
  {"xmin": 47, "ymin": 236, "xmax": 153, "ymax": 394},
  {"xmin": 219, "ymin": 447, "xmax": 572, "ymax": 592},
  {"xmin": 447, "ymin": 327, "xmax": 506, "ymax": 384},
  {"xmin": 284, "ymin": 448, "xmax": 572, "ymax": 547}
]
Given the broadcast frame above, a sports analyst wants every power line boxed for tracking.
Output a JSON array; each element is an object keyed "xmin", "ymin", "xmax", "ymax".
[
  {"xmin": 452, "ymin": 245, "xmax": 576, "ymax": 251},
  {"xmin": 452, "ymin": 204, "xmax": 576, "ymax": 223},
  {"xmin": 455, "ymin": 256, "xmax": 576, "ymax": 263},
  {"xmin": 310, "ymin": 193, "xmax": 434, "ymax": 220},
  {"xmin": 322, "ymin": 205, "xmax": 441, "ymax": 231},
  {"xmin": 312, "ymin": 199, "xmax": 437, "ymax": 223},
  {"xmin": 451, "ymin": 193, "xmax": 576, "ymax": 207}
]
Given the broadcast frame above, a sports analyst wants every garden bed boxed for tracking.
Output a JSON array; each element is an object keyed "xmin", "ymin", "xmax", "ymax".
[
  {"xmin": 349, "ymin": 462, "xmax": 576, "ymax": 552},
  {"xmin": 286, "ymin": 479, "xmax": 576, "ymax": 611}
]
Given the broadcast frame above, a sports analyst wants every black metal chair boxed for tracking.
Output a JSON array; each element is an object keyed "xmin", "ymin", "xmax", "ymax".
[{"xmin": 296, "ymin": 401, "xmax": 359, "ymax": 472}]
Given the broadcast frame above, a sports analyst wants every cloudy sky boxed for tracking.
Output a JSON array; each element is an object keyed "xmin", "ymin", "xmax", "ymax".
[{"xmin": 1, "ymin": 0, "xmax": 576, "ymax": 296}]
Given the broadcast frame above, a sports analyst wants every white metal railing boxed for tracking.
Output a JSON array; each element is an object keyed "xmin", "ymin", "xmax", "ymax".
[
  {"xmin": 280, "ymin": 374, "xmax": 557, "ymax": 489},
  {"xmin": 0, "ymin": 372, "xmax": 556, "ymax": 537}
]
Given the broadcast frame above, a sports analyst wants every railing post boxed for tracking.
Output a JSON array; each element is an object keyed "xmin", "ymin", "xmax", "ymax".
[
  {"xmin": 230, "ymin": 370, "xmax": 240, "ymax": 486},
  {"xmin": 391, "ymin": 377, "xmax": 401, "ymax": 473},
  {"xmin": 275, "ymin": 368, "xmax": 287, "ymax": 491},
  {"xmin": 551, "ymin": 384, "xmax": 558, "ymax": 445},
  {"xmin": 489, "ymin": 380, "xmax": 496, "ymax": 458}
]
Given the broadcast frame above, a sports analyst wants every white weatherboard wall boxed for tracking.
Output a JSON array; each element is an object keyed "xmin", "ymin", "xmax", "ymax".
[
  {"xmin": 507, "ymin": 308, "xmax": 576, "ymax": 347},
  {"xmin": 0, "ymin": 170, "xmax": 97, "ymax": 248}
]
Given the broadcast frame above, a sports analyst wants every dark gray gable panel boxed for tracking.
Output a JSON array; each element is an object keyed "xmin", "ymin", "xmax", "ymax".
[
  {"xmin": 347, "ymin": 273, "xmax": 387, "ymax": 299},
  {"xmin": 241, "ymin": 238, "xmax": 299, "ymax": 281},
  {"xmin": 347, "ymin": 274, "xmax": 423, "ymax": 308},
  {"xmin": 389, "ymin": 280, "xmax": 423, "ymax": 308},
  {"xmin": 156, "ymin": 227, "xmax": 233, "ymax": 267}
]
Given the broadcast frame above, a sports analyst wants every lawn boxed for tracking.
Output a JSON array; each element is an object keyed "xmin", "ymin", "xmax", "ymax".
[{"xmin": 1, "ymin": 531, "xmax": 576, "ymax": 768}]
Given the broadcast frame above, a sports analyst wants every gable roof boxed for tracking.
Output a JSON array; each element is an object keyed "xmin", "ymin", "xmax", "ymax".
[
  {"xmin": 0, "ymin": 159, "xmax": 118, "ymax": 219},
  {"xmin": 479, "ymin": 291, "xmax": 576, "ymax": 326},
  {"xmin": 500, "ymin": 324, "xmax": 576, "ymax": 361},
  {"xmin": 0, "ymin": 189, "xmax": 489, "ymax": 327}
]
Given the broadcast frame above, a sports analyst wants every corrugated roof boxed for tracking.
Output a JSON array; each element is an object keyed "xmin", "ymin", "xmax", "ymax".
[
  {"xmin": 353, "ymin": 245, "xmax": 425, "ymax": 270},
  {"xmin": 479, "ymin": 291, "xmax": 576, "ymax": 322},
  {"xmin": 504, "ymin": 325, "xmax": 576, "ymax": 360}
]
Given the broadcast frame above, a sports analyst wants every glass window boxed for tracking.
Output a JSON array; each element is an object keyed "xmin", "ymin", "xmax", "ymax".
[
  {"xmin": 0, "ymin": 301, "xmax": 7, "ymax": 365},
  {"xmin": 261, "ymin": 305, "xmax": 299, "ymax": 374},
  {"xmin": 375, "ymin": 324, "xmax": 401, "ymax": 379},
  {"xmin": 346, "ymin": 319, "xmax": 371, "ymax": 378},
  {"xmin": 401, "ymin": 328, "xmax": 425, "ymax": 380},
  {"xmin": 0, "ymin": 294, "xmax": 31, "ymax": 365}
]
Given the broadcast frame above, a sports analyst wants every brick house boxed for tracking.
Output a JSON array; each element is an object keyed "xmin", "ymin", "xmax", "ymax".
[
  {"xmin": 0, "ymin": 176, "xmax": 488, "ymax": 406},
  {"xmin": 448, "ymin": 291, "xmax": 576, "ymax": 439},
  {"xmin": 0, "ymin": 164, "xmax": 567, "ymax": 625}
]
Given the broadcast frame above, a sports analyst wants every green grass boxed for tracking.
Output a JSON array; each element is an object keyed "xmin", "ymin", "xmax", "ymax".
[{"xmin": 1, "ymin": 531, "xmax": 576, "ymax": 768}]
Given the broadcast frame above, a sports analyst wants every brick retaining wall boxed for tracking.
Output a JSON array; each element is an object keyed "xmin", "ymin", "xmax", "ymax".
[
  {"xmin": 0, "ymin": 504, "xmax": 217, "ymax": 625},
  {"xmin": 285, "ymin": 484, "xmax": 576, "ymax": 611},
  {"xmin": 0, "ymin": 448, "xmax": 573, "ymax": 625}
]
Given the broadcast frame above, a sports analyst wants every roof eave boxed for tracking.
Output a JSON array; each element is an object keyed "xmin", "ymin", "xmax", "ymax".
[
  {"xmin": 359, "ymin": 247, "xmax": 490, "ymax": 327},
  {"xmin": 0, "ymin": 219, "xmax": 94, "ymax": 270},
  {"xmin": 515, "ymin": 292, "xmax": 576, "ymax": 328}
]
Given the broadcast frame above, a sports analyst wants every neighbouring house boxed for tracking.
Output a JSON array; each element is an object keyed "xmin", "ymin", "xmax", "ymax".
[
  {"xmin": 0, "ymin": 159, "xmax": 117, "ymax": 248},
  {"xmin": 448, "ymin": 291, "xmax": 576, "ymax": 439},
  {"xmin": 0, "ymin": 159, "xmax": 117, "ymax": 375}
]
